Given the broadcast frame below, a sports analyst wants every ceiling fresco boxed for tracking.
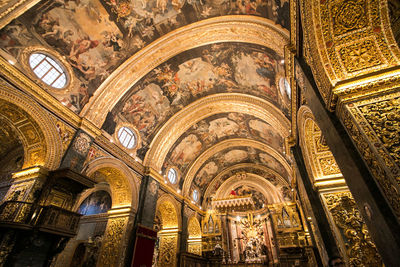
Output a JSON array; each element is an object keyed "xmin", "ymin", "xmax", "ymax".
[
  {"xmin": 162, "ymin": 112, "xmax": 284, "ymax": 177},
  {"xmin": 232, "ymin": 185, "xmax": 267, "ymax": 210},
  {"xmin": 190, "ymin": 146, "xmax": 288, "ymax": 195},
  {"xmin": 0, "ymin": 0, "xmax": 289, "ymax": 114},
  {"xmin": 103, "ymin": 42, "xmax": 290, "ymax": 158},
  {"xmin": 206, "ymin": 167, "xmax": 292, "ymax": 203}
]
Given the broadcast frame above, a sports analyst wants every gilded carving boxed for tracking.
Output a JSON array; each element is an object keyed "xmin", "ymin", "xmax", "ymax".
[
  {"xmin": 300, "ymin": 0, "xmax": 400, "ymax": 108},
  {"xmin": 298, "ymin": 107, "xmax": 341, "ymax": 183},
  {"xmin": 158, "ymin": 200, "xmax": 178, "ymax": 229},
  {"xmin": 158, "ymin": 235, "xmax": 177, "ymax": 267},
  {"xmin": 331, "ymin": 0, "xmax": 368, "ymax": 36},
  {"xmin": 359, "ymin": 97, "xmax": 400, "ymax": 167},
  {"xmin": 0, "ymin": 83, "xmax": 63, "ymax": 170},
  {"xmin": 90, "ymin": 167, "xmax": 133, "ymax": 207},
  {"xmin": 341, "ymin": 105, "xmax": 400, "ymax": 217},
  {"xmin": 337, "ymin": 39, "xmax": 383, "ymax": 73},
  {"xmin": 324, "ymin": 192, "xmax": 381, "ymax": 266},
  {"xmin": 319, "ymin": 157, "xmax": 341, "ymax": 176},
  {"xmin": 99, "ymin": 217, "xmax": 127, "ymax": 267}
]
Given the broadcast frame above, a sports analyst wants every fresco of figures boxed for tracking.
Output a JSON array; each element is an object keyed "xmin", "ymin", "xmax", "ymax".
[
  {"xmin": 208, "ymin": 167, "xmax": 292, "ymax": 204},
  {"xmin": 189, "ymin": 146, "xmax": 288, "ymax": 195},
  {"xmin": 233, "ymin": 185, "xmax": 267, "ymax": 210},
  {"xmin": 0, "ymin": 0, "xmax": 289, "ymax": 114},
  {"xmin": 104, "ymin": 43, "xmax": 289, "ymax": 158},
  {"xmin": 162, "ymin": 112, "xmax": 284, "ymax": 175},
  {"xmin": 78, "ymin": 190, "xmax": 112, "ymax": 215}
]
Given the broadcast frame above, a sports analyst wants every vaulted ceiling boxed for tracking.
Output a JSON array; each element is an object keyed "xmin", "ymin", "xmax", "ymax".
[{"xmin": 0, "ymin": 0, "xmax": 292, "ymax": 209}]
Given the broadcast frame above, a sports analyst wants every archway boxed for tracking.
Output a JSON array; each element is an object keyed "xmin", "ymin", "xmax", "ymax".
[
  {"xmin": 297, "ymin": 105, "xmax": 381, "ymax": 266},
  {"xmin": 54, "ymin": 158, "xmax": 139, "ymax": 267},
  {"xmin": 154, "ymin": 197, "xmax": 180, "ymax": 267},
  {"xmin": 0, "ymin": 85, "xmax": 63, "ymax": 202},
  {"xmin": 187, "ymin": 217, "xmax": 202, "ymax": 256}
]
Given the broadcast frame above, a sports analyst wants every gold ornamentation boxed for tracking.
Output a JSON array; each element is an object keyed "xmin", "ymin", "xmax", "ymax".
[
  {"xmin": 54, "ymin": 120, "xmax": 74, "ymax": 154},
  {"xmin": 0, "ymin": 0, "xmax": 40, "ymax": 30},
  {"xmin": 359, "ymin": 97, "xmax": 400, "ymax": 166},
  {"xmin": 158, "ymin": 235, "xmax": 178, "ymax": 267},
  {"xmin": 324, "ymin": 192, "xmax": 382, "ymax": 266},
  {"xmin": 319, "ymin": 157, "xmax": 341, "ymax": 176},
  {"xmin": 0, "ymin": 81, "xmax": 63, "ymax": 170},
  {"xmin": 298, "ymin": 106, "xmax": 342, "ymax": 184},
  {"xmin": 331, "ymin": 0, "xmax": 368, "ymax": 36},
  {"xmin": 158, "ymin": 200, "xmax": 178, "ymax": 229},
  {"xmin": 99, "ymin": 217, "xmax": 127, "ymax": 267},
  {"xmin": 337, "ymin": 39, "xmax": 383, "ymax": 73},
  {"xmin": 299, "ymin": 0, "xmax": 400, "ymax": 109},
  {"xmin": 341, "ymin": 105, "xmax": 400, "ymax": 217}
]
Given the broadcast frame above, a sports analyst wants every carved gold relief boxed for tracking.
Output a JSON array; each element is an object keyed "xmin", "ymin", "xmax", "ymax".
[
  {"xmin": 99, "ymin": 217, "xmax": 127, "ymax": 267},
  {"xmin": 359, "ymin": 97, "xmax": 400, "ymax": 167},
  {"xmin": 337, "ymin": 39, "xmax": 383, "ymax": 73},
  {"xmin": 331, "ymin": 0, "xmax": 368, "ymax": 36},
  {"xmin": 0, "ymin": 83, "xmax": 63, "ymax": 170},
  {"xmin": 324, "ymin": 192, "xmax": 381, "ymax": 266},
  {"xmin": 299, "ymin": 0, "xmax": 400, "ymax": 108},
  {"xmin": 340, "ymin": 104, "xmax": 400, "ymax": 217},
  {"xmin": 158, "ymin": 234, "xmax": 178, "ymax": 267},
  {"xmin": 298, "ymin": 107, "xmax": 342, "ymax": 184}
]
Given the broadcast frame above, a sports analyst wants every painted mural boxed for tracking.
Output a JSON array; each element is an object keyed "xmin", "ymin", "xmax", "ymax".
[
  {"xmin": 190, "ymin": 146, "xmax": 288, "ymax": 195},
  {"xmin": 0, "ymin": 0, "xmax": 289, "ymax": 114},
  {"xmin": 162, "ymin": 112, "xmax": 284, "ymax": 176},
  {"xmin": 232, "ymin": 185, "xmax": 267, "ymax": 210},
  {"xmin": 209, "ymin": 167, "xmax": 292, "ymax": 204},
  {"xmin": 104, "ymin": 43, "xmax": 289, "ymax": 159},
  {"xmin": 78, "ymin": 190, "xmax": 112, "ymax": 215}
]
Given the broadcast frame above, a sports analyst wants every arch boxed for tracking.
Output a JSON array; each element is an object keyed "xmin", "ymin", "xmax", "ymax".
[
  {"xmin": 214, "ymin": 173, "xmax": 285, "ymax": 205},
  {"xmin": 300, "ymin": 0, "xmax": 400, "ymax": 106},
  {"xmin": 155, "ymin": 196, "xmax": 180, "ymax": 267},
  {"xmin": 187, "ymin": 216, "xmax": 202, "ymax": 255},
  {"xmin": 156, "ymin": 194, "xmax": 180, "ymax": 230},
  {"xmin": 81, "ymin": 16, "xmax": 289, "ymax": 127},
  {"xmin": 0, "ymin": 84, "xmax": 62, "ymax": 170},
  {"xmin": 297, "ymin": 105, "xmax": 342, "ymax": 186},
  {"xmin": 144, "ymin": 93, "xmax": 290, "ymax": 171},
  {"xmin": 183, "ymin": 139, "xmax": 292, "ymax": 197},
  {"xmin": 84, "ymin": 157, "xmax": 139, "ymax": 210},
  {"xmin": 203, "ymin": 163, "xmax": 290, "ymax": 205}
]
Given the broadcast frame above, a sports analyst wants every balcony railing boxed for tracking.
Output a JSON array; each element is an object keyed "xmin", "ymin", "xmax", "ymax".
[{"xmin": 0, "ymin": 201, "xmax": 81, "ymax": 237}]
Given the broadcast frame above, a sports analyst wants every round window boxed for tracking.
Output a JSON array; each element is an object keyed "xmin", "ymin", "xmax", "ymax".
[
  {"xmin": 117, "ymin": 126, "xmax": 137, "ymax": 149},
  {"xmin": 29, "ymin": 53, "xmax": 67, "ymax": 88},
  {"xmin": 168, "ymin": 168, "xmax": 177, "ymax": 184},
  {"xmin": 192, "ymin": 189, "xmax": 199, "ymax": 202}
]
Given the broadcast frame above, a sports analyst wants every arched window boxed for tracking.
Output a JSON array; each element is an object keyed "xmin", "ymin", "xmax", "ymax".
[
  {"xmin": 29, "ymin": 53, "xmax": 67, "ymax": 88},
  {"xmin": 118, "ymin": 126, "xmax": 137, "ymax": 149},
  {"xmin": 167, "ymin": 168, "xmax": 177, "ymax": 184}
]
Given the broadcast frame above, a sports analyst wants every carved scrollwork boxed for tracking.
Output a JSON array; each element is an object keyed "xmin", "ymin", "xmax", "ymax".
[
  {"xmin": 325, "ymin": 192, "xmax": 381, "ymax": 266},
  {"xmin": 99, "ymin": 217, "xmax": 127, "ymax": 267}
]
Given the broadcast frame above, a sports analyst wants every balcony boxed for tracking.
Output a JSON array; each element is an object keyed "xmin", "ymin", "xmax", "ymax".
[{"xmin": 0, "ymin": 201, "xmax": 81, "ymax": 237}]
